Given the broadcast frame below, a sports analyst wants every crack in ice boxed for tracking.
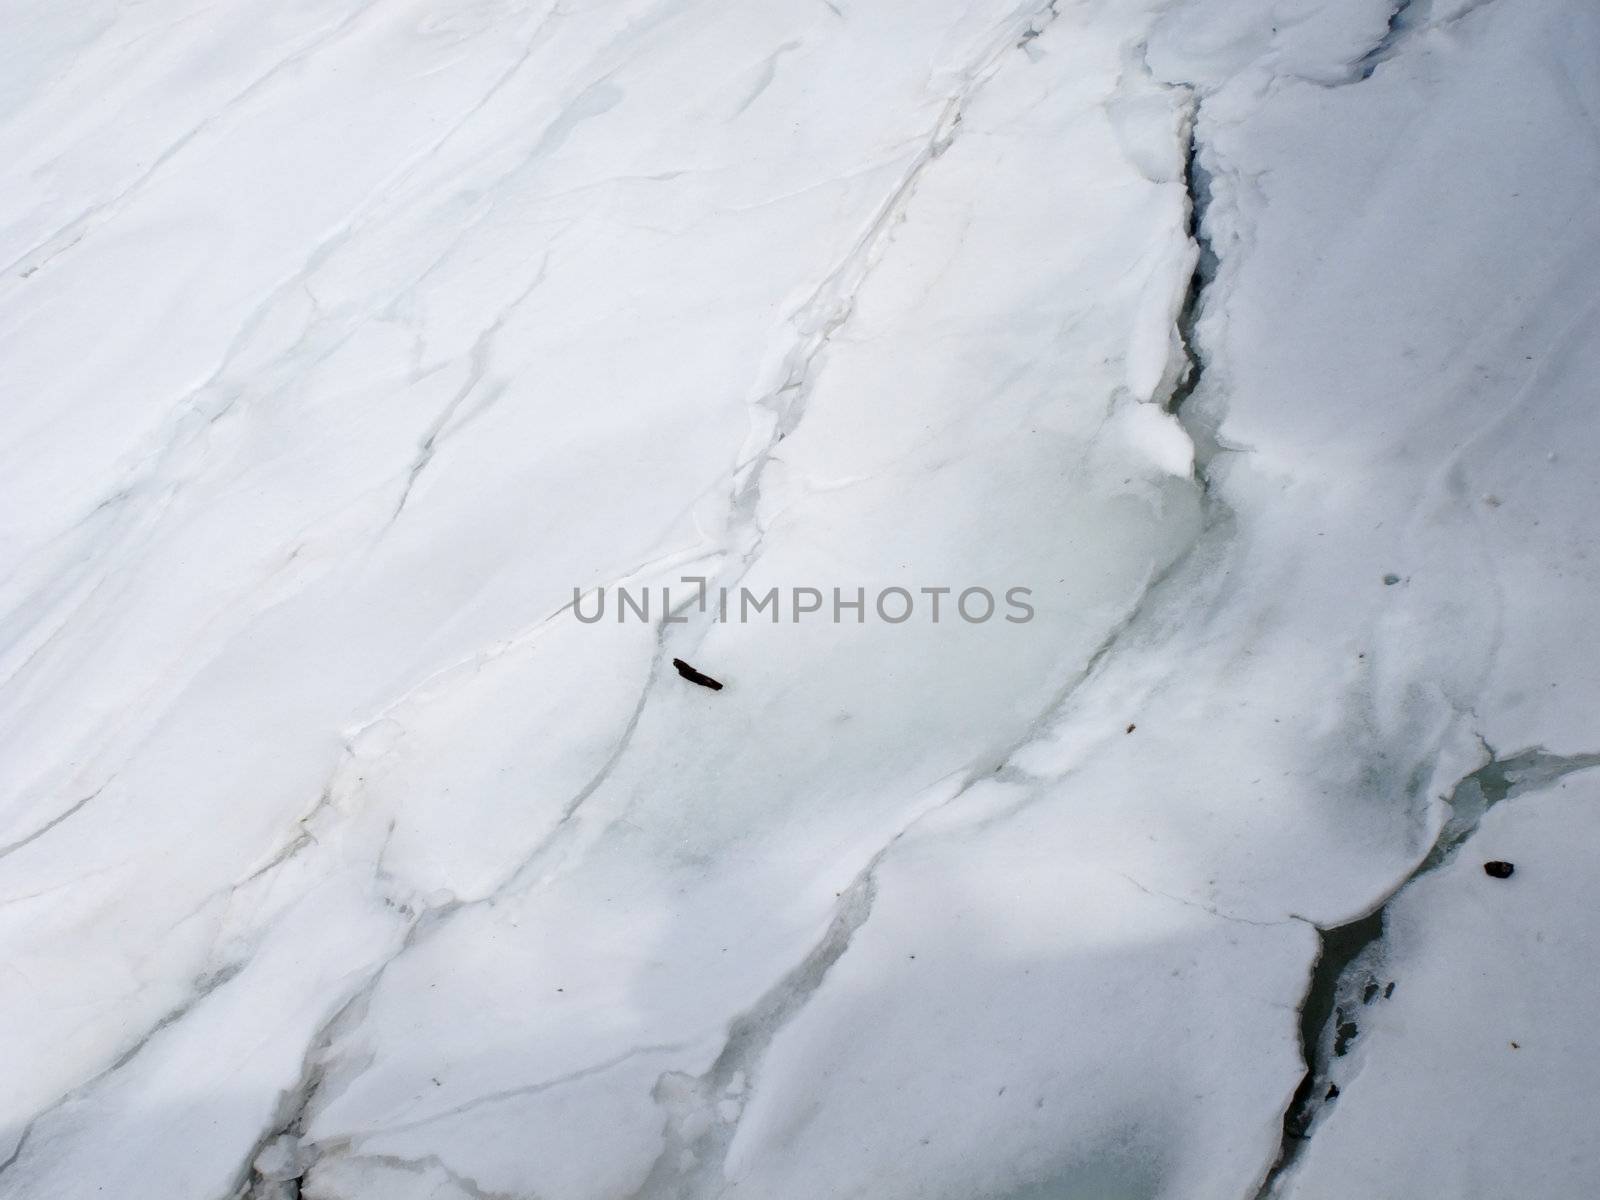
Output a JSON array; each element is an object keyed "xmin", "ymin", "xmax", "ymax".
[{"xmin": 1251, "ymin": 746, "xmax": 1600, "ymax": 1198}]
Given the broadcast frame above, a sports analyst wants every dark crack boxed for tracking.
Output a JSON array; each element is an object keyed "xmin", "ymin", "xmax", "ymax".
[
  {"xmin": 1166, "ymin": 107, "xmax": 1222, "ymax": 476},
  {"xmin": 1344, "ymin": 0, "xmax": 1502, "ymax": 84},
  {"xmin": 1351, "ymin": 0, "xmax": 1422, "ymax": 81},
  {"xmin": 390, "ymin": 254, "xmax": 550, "ymax": 521},
  {"xmin": 229, "ymin": 925, "xmax": 429, "ymax": 1200},
  {"xmin": 1251, "ymin": 746, "xmax": 1600, "ymax": 1198},
  {"xmin": 0, "ymin": 785, "xmax": 106, "ymax": 861}
]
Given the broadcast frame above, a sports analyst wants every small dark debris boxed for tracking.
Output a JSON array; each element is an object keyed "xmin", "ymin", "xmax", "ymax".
[
  {"xmin": 1483, "ymin": 860, "xmax": 1515, "ymax": 879},
  {"xmin": 1384, "ymin": 981, "xmax": 1396, "ymax": 999},
  {"xmin": 1362, "ymin": 979, "xmax": 1379, "ymax": 1005},
  {"xmin": 1126, "ymin": 723, "xmax": 1136, "ymax": 733},
  {"xmin": 672, "ymin": 658, "xmax": 723, "ymax": 690},
  {"xmin": 1382, "ymin": 573, "xmax": 1401, "ymax": 586},
  {"xmin": 1325, "ymin": 1083, "xmax": 1340, "ymax": 1100},
  {"xmin": 1510, "ymin": 1041, "xmax": 1520, "ymax": 1050}
]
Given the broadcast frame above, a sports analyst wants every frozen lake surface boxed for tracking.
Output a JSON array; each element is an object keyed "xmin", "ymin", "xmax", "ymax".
[{"xmin": 2, "ymin": 0, "xmax": 1597, "ymax": 1196}]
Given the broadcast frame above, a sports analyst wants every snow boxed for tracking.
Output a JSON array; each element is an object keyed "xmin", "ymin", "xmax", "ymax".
[
  {"xmin": 1283, "ymin": 768, "xmax": 1600, "ymax": 1200},
  {"xmin": 1, "ymin": 0, "xmax": 1597, "ymax": 1197}
]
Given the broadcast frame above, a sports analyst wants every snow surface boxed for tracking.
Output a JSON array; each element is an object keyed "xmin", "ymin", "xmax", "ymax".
[
  {"xmin": 1, "ymin": 0, "xmax": 1596, "ymax": 1197},
  {"xmin": 1284, "ymin": 766, "xmax": 1600, "ymax": 1200}
]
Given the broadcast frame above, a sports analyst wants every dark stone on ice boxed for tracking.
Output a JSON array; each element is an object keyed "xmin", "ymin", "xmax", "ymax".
[
  {"xmin": 672, "ymin": 658, "xmax": 723, "ymax": 691},
  {"xmin": 1483, "ymin": 860, "xmax": 1515, "ymax": 879}
]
